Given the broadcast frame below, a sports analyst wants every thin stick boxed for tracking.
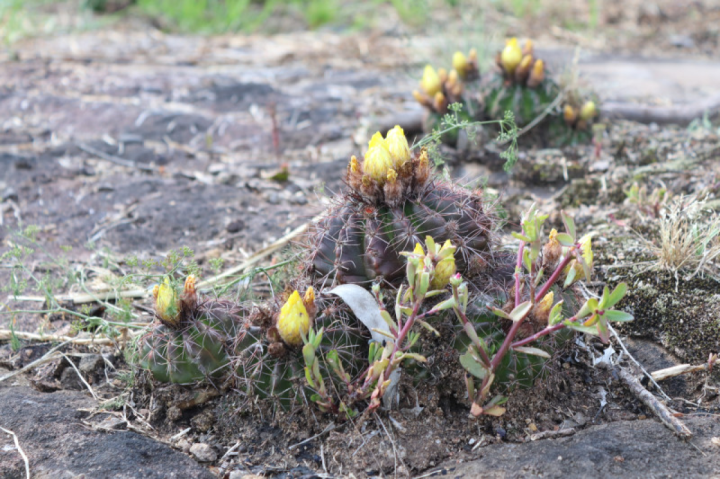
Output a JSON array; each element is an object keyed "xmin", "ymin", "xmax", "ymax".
[
  {"xmin": 77, "ymin": 142, "xmax": 158, "ymax": 172},
  {"xmin": 617, "ymin": 366, "xmax": 692, "ymax": 439},
  {"xmin": 0, "ymin": 426, "xmax": 30, "ymax": 479},
  {"xmin": 60, "ymin": 353, "xmax": 99, "ymax": 400},
  {"xmin": 8, "ymin": 289, "xmax": 147, "ymax": 304},
  {"xmin": 0, "ymin": 330, "xmax": 139, "ymax": 346}
]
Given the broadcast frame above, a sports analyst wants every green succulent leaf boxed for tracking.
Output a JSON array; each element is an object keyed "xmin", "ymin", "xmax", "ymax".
[
  {"xmin": 509, "ymin": 301, "xmax": 532, "ymax": 322},
  {"xmin": 607, "ymin": 283, "xmax": 628, "ymax": 308},
  {"xmin": 460, "ymin": 348, "xmax": 489, "ymax": 379},
  {"xmin": 512, "ymin": 346, "xmax": 551, "ymax": 359},
  {"xmin": 562, "ymin": 211, "xmax": 576, "ymax": 240},
  {"xmin": 556, "ymin": 233, "xmax": 574, "ymax": 246},
  {"xmin": 602, "ymin": 310, "xmax": 634, "ymax": 322}
]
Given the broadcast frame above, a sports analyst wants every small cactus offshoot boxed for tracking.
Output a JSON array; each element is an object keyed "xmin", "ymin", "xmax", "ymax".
[
  {"xmin": 139, "ymin": 275, "xmax": 244, "ymax": 384},
  {"xmin": 309, "ymin": 126, "xmax": 497, "ymax": 287}
]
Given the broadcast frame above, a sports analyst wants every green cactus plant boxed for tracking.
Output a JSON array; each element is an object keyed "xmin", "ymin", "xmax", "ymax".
[
  {"xmin": 308, "ymin": 127, "xmax": 499, "ymax": 287},
  {"xmin": 138, "ymin": 276, "xmax": 244, "ymax": 384}
]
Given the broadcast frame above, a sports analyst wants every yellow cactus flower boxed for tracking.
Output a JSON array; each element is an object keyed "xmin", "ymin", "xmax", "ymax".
[
  {"xmin": 386, "ymin": 125, "xmax": 411, "ymax": 168},
  {"xmin": 387, "ymin": 168, "xmax": 398, "ymax": 184},
  {"xmin": 364, "ymin": 147, "xmax": 393, "ymax": 184},
  {"xmin": 348, "ymin": 155, "xmax": 360, "ymax": 174},
  {"xmin": 431, "ymin": 240, "xmax": 456, "ymax": 289},
  {"xmin": 421, "ymin": 65, "xmax": 441, "ymax": 97},
  {"xmin": 453, "ymin": 51, "xmax": 468, "ymax": 78},
  {"xmin": 580, "ymin": 101, "xmax": 597, "ymax": 121},
  {"xmin": 368, "ymin": 131, "xmax": 389, "ymax": 151},
  {"xmin": 303, "ymin": 286, "xmax": 315, "ymax": 306},
  {"xmin": 154, "ymin": 277, "xmax": 179, "ymax": 325},
  {"xmin": 277, "ymin": 290, "xmax": 311, "ymax": 347},
  {"xmin": 501, "ymin": 37, "xmax": 523, "ymax": 75}
]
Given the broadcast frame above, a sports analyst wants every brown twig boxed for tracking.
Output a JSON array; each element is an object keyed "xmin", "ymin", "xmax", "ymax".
[{"xmin": 617, "ymin": 366, "xmax": 692, "ymax": 439}]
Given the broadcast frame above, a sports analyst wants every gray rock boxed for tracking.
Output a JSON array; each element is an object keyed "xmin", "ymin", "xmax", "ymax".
[
  {"xmin": 189, "ymin": 443, "xmax": 217, "ymax": 462},
  {"xmin": 444, "ymin": 415, "xmax": 720, "ymax": 478},
  {"xmin": 0, "ymin": 387, "xmax": 214, "ymax": 479},
  {"xmin": 78, "ymin": 354, "xmax": 104, "ymax": 376}
]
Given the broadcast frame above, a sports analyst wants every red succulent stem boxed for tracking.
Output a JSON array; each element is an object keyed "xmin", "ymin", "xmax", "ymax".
[
  {"xmin": 514, "ymin": 240, "xmax": 525, "ymax": 308},
  {"xmin": 510, "ymin": 314, "xmax": 580, "ymax": 349}
]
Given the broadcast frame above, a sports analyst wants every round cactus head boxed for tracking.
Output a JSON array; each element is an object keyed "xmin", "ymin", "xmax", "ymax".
[{"xmin": 308, "ymin": 127, "xmax": 498, "ymax": 287}]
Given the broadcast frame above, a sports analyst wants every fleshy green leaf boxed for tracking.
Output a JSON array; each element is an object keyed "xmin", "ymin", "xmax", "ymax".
[
  {"xmin": 512, "ymin": 232, "xmax": 532, "ymax": 243},
  {"xmin": 556, "ymin": 233, "xmax": 574, "ymax": 246},
  {"xmin": 509, "ymin": 301, "xmax": 532, "ymax": 322},
  {"xmin": 460, "ymin": 349, "xmax": 489, "ymax": 379},
  {"xmin": 603, "ymin": 310, "xmax": 634, "ymax": 322},
  {"xmin": 549, "ymin": 300, "xmax": 564, "ymax": 325},
  {"xmin": 562, "ymin": 211, "xmax": 576, "ymax": 240},
  {"xmin": 607, "ymin": 283, "xmax": 628, "ymax": 308},
  {"xmin": 512, "ymin": 346, "xmax": 551, "ymax": 358},
  {"xmin": 491, "ymin": 307, "xmax": 511, "ymax": 319}
]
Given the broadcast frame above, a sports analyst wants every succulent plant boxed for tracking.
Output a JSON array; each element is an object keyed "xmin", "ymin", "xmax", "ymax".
[
  {"xmin": 481, "ymin": 38, "xmax": 558, "ymax": 128},
  {"xmin": 138, "ymin": 276, "xmax": 245, "ymax": 384},
  {"xmin": 307, "ymin": 126, "xmax": 498, "ymax": 287},
  {"xmin": 413, "ymin": 51, "xmax": 482, "ymax": 145}
]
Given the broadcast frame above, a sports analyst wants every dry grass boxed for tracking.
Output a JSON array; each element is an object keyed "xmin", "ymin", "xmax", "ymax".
[{"xmin": 645, "ymin": 195, "xmax": 720, "ymax": 281}]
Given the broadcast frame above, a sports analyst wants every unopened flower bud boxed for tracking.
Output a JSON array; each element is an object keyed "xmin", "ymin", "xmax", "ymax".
[
  {"xmin": 154, "ymin": 277, "xmax": 179, "ymax": 326},
  {"xmin": 431, "ymin": 240, "xmax": 457, "ymax": 289},
  {"xmin": 564, "ymin": 105, "xmax": 578, "ymax": 125},
  {"xmin": 522, "ymin": 39, "xmax": 533, "ymax": 56},
  {"xmin": 453, "ymin": 51, "xmax": 468, "ymax": 78},
  {"xmin": 501, "ymin": 37, "xmax": 522, "ymax": 75},
  {"xmin": 348, "ymin": 155, "xmax": 360, "ymax": 174},
  {"xmin": 527, "ymin": 59, "xmax": 545, "ymax": 88},
  {"xmin": 542, "ymin": 228, "xmax": 562, "ymax": 270},
  {"xmin": 580, "ymin": 101, "xmax": 597, "ymax": 121},
  {"xmin": 433, "ymin": 91, "xmax": 447, "ymax": 112},
  {"xmin": 386, "ymin": 125, "xmax": 411, "ymax": 168},
  {"xmin": 277, "ymin": 290, "xmax": 311, "ymax": 347},
  {"xmin": 364, "ymin": 132, "xmax": 393, "ymax": 184},
  {"xmin": 437, "ymin": 67, "xmax": 448, "ymax": 84},
  {"xmin": 468, "ymin": 48, "xmax": 477, "ymax": 63},
  {"xmin": 514, "ymin": 54, "xmax": 533, "ymax": 83},
  {"xmin": 421, "ymin": 65, "xmax": 441, "ymax": 96}
]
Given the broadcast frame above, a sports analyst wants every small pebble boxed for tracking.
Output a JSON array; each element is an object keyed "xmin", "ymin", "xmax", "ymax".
[{"xmin": 190, "ymin": 443, "xmax": 217, "ymax": 462}]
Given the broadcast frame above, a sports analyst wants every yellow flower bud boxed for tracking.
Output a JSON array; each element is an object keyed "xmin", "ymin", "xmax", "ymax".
[
  {"xmin": 469, "ymin": 48, "xmax": 477, "ymax": 63},
  {"xmin": 387, "ymin": 168, "xmax": 398, "ymax": 184},
  {"xmin": 564, "ymin": 105, "xmax": 578, "ymax": 125},
  {"xmin": 431, "ymin": 240, "xmax": 457, "ymax": 289},
  {"xmin": 522, "ymin": 39, "xmax": 534, "ymax": 56},
  {"xmin": 364, "ymin": 144, "xmax": 394, "ymax": 184},
  {"xmin": 349, "ymin": 155, "xmax": 360, "ymax": 174},
  {"xmin": 527, "ymin": 59, "xmax": 545, "ymax": 87},
  {"xmin": 386, "ymin": 125, "xmax": 411, "ymax": 168},
  {"xmin": 421, "ymin": 65, "xmax": 441, "ymax": 96},
  {"xmin": 437, "ymin": 67, "xmax": 448, "ymax": 84},
  {"xmin": 580, "ymin": 101, "xmax": 597, "ymax": 121},
  {"xmin": 154, "ymin": 277, "xmax": 179, "ymax": 325},
  {"xmin": 277, "ymin": 290, "xmax": 311, "ymax": 347},
  {"xmin": 501, "ymin": 37, "xmax": 523, "ymax": 75},
  {"xmin": 303, "ymin": 286, "xmax": 315, "ymax": 307},
  {"xmin": 453, "ymin": 51, "xmax": 468, "ymax": 78},
  {"xmin": 447, "ymin": 69, "xmax": 459, "ymax": 87}
]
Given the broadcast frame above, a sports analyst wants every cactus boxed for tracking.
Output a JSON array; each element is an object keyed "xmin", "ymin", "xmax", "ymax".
[
  {"xmin": 482, "ymin": 38, "xmax": 558, "ymax": 128},
  {"xmin": 307, "ymin": 127, "xmax": 498, "ymax": 287},
  {"xmin": 413, "ymin": 51, "xmax": 481, "ymax": 146},
  {"xmin": 138, "ymin": 276, "xmax": 244, "ymax": 384}
]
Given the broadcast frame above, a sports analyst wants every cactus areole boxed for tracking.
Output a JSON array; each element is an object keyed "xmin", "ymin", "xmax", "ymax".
[{"xmin": 309, "ymin": 127, "xmax": 496, "ymax": 287}]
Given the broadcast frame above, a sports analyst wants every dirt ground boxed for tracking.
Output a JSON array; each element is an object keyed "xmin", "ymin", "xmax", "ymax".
[{"xmin": 2, "ymin": 1, "xmax": 720, "ymax": 477}]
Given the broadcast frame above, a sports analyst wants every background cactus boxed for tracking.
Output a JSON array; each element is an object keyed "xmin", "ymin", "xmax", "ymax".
[
  {"xmin": 307, "ymin": 127, "xmax": 500, "ymax": 287},
  {"xmin": 413, "ymin": 51, "xmax": 482, "ymax": 146},
  {"xmin": 481, "ymin": 38, "xmax": 559, "ymax": 128}
]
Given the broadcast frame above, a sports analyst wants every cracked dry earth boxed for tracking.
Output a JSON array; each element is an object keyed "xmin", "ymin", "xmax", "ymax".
[{"xmin": 2, "ymin": 24, "xmax": 720, "ymax": 479}]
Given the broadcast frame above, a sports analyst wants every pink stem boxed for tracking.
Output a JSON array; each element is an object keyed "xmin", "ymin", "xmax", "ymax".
[{"xmin": 514, "ymin": 241, "xmax": 525, "ymax": 308}]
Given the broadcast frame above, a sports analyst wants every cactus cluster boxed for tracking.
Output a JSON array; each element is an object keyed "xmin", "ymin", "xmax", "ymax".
[{"xmin": 308, "ymin": 126, "xmax": 498, "ymax": 287}]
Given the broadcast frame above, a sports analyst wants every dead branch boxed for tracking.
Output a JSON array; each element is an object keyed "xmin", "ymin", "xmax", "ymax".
[
  {"xmin": 602, "ymin": 94, "xmax": 720, "ymax": 125},
  {"xmin": 617, "ymin": 366, "xmax": 693, "ymax": 439}
]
